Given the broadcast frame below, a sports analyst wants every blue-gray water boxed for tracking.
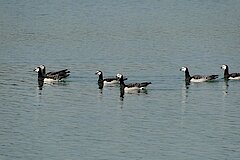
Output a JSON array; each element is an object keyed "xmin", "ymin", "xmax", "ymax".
[{"xmin": 1, "ymin": 0, "xmax": 240, "ymax": 159}]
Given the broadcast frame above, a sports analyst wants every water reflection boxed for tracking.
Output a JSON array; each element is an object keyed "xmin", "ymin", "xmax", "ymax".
[
  {"xmin": 119, "ymin": 97, "xmax": 124, "ymax": 109},
  {"xmin": 180, "ymin": 83, "xmax": 190, "ymax": 127},
  {"xmin": 98, "ymin": 88, "xmax": 103, "ymax": 94},
  {"xmin": 97, "ymin": 81, "xmax": 104, "ymax": 90},
  {"xmin": 185, "ymin": 81, "xmax": 191, "ymax": 86},
  {"xmin": 181, "ymin": 83, "xmax": 189, "ymax": 104},
  {"xmin": 37, "ymin": 80, "xmax": 69, "ymax": 90},
  {"xmin": 222, "ymin": 79, "xmax": 229, "ymax": 96},
  {"xmin": 119, "ymin": 88, "xmax": 148, "ymax": 100},
  {"xmin": 38, "ymin": 80, "xmax": 44, "ymax": 90},
  {"xmin": 97, "ymin": 89, "xmax": 103, "ymax": 102},
  {"xmin": 120, "ymin": 85, "xmax": 125, "ymax": 99}
]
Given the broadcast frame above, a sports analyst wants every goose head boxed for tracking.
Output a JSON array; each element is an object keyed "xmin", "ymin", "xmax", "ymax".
[
  {"xmin": 221, "ymin": 64, "xmax": 228, "ymax": 70},
  {"xmin": 95, "ymin": 70, "xmax": 102, "ymax": 76},
  {"xmin": 180, "ymin": 66, "xmax": 188, "ymax": 72}
]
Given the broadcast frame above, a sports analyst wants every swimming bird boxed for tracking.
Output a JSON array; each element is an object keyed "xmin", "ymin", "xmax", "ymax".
[
  {"xmin": 221, "ymin": 64, "xmax": 240, "ymax": 80},
  {"xmin": 116, "ymin": 73, "xmax": 151, "ymax": 97},
  {"xmin": 34, "ymin": 65, "xmax": 70, "ymax": 82},
  {"xmin": 95, "ymin": 70, "xmax": 127, "ymax": 88},
  {"xmin": 180, "ymin": 66, "xmax": 218, "ymax": 84}
]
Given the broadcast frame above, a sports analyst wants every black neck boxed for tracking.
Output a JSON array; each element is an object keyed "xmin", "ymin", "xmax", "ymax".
[
  {"xmin": 38, "ymin": 70, "xmax": 44, "ymax": 79},
  {"xmin": 37, "ymin": 69, "xmax": 45, "ymax": 80},
  {"xmin": 119, "ymin": 77, "xmax": 125, "ymax": 86},
  {"xmin": 184, "ymin": 68, "xmax": 191, "ymax": 81},
  {"xmin": 98, "ymin": 74, "xmax": 103, "ymax": 82},
  {"xmin": 119, "ymin": 77, "xmax": 125, "ymax": 98},
  {"xmin": 42, "ymin": 68, "xmax": 46, "ymax": 75},
  {"xmin": 224, "ymin": 68, "xmax": 229, "ymax": 78},
  {"xmin": 97, "ymin": 73, "xmax": 104, "ymax": 89}
]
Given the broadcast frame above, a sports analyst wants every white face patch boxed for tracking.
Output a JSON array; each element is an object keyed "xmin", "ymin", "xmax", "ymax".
[
  {"xmin": 116, "ymin": 73, "xmax": 123, "ymax": 79},
  {"xmin": 221, "ymin": 64, "xmax": 227, "ymax": 70},
  {"xmin": 180, "ymin": 67, "xmax": 187, "ymax": 72},
  {"xmin": 34, "ymin": 67, "xmax": 40, "ymax": 72},
  {"xmin": 39, "ymin": 65, "xmax": 45, "ymax": 70},
  {"xmin": 96, "ymin": 71, "xmax": 102, "ymax": 75}
]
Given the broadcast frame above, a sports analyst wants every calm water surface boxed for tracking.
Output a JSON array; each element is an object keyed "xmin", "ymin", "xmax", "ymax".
[{"xmin": 1, "ymin": 0, "xmax": 240, "ymax": 159}]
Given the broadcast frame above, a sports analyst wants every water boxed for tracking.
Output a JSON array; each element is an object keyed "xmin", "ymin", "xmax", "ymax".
[{"xmin": 1, "ymin": 0, "xmax": 240, "ymax": 159}]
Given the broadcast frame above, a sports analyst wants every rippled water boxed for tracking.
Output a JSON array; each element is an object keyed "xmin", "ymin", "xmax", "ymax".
[{"xmin": 1, "ymin": 0, "xmax": 240, "ymax": 159}]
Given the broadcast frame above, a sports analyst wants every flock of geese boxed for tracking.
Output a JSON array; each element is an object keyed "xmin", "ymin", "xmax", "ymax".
[{"xmin": 34, "ymin": 64, "xmax": 240, "ymax": 97}]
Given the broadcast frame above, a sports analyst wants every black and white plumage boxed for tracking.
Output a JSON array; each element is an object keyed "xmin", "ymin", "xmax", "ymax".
[
  {"xmin": 34, "ymin": 65, "xmax": 70, "ymax": 82},
  {"xmin": 221, "ymin": 64, "xmax": 240, "ymax": 80},
  {"xmin": 180, "ymin": 66, "xmax": 218, "ymax": 84},
  {"xmin": 116, "ymin": 73, "xmax": 151, "ymax": 97},
  {"xmin": 95, "ymin": 70, "xmax": 127, "ymax": 88}
]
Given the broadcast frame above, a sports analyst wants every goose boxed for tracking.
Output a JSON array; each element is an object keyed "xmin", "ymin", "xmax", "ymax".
[
  {"xmin": 95, "ymin": 70, "xmax": 127, "ymax": 86},
  {"xmin": 180, "ymin": 66, "xmax": 218, "ymax": 84},
  {"xmin": 34, "ymin": 65, "xmax": 70, "ymax": 82},
  {"xmin": 116, "ymin": 73, "xmax": 151, "ymax": 97},
  {"xmin": 221, "ymin": 64, "xmax": 240, "ymax": 80}
]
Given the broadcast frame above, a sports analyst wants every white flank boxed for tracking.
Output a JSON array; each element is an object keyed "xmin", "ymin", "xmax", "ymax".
[
  {"xmin": 44, "ymin": 78, "xmax": 60, "ymax": 83},
  {"xmin": 124, "ymin": 86, "xmax": 141, "ymax": 93},
  {"xmin": 190, "ymin": 78, "xmax": 207, "ymax": 83},
  {"xmin": 103, "ymin": 80, "xmax": 119, "ymax": 85},
  {"xmin": 229, "ymin": 76, "xmax": 240, "ymax": 80}
]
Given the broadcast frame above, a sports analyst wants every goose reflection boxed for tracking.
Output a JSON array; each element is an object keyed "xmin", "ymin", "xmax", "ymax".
[
  {"xmin": 223, "ymin": 79, "xmax": 229, "ymax": 96},
  {"xmin": 38, "ymin": 79, "xmax": 44, "ymax": 90}
]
